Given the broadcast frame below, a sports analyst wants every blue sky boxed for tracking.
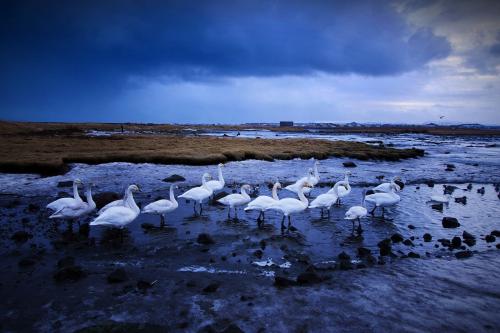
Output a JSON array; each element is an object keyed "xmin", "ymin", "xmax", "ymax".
[{"xmin": 1, "ymin": 0, "xmax": 499, "ymax": 124}]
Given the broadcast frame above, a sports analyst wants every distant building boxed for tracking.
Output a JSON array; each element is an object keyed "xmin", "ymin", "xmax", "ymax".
[{"xmin": 280, "ymin": 121, "xmax": 294, "ymax": 127}]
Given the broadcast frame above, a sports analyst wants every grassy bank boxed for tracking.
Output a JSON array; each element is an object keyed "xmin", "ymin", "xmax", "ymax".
[{"xmin": 0, "ymin": 123, "xmax": 424, "ymax": 176}]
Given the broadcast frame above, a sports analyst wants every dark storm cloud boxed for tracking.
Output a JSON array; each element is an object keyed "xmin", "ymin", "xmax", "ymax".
[{"xmin": 0, "ymin": 0, "xmax": 451, "ymax": 110}]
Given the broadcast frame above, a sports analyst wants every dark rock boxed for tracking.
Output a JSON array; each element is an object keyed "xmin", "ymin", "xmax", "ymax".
[
  {"xmin": 141, "ymin": 223, "xmax": 155, "ymax": 230},
  {"xmin": 455, "ymin": 250, "xmax": 473, "ymax": 259},
  {"xmin": 57, "ymin": 180, "xmax": 73, "ymax": 187},
  {"xmin": 377, "ymin": 238, "xmax": 392, "ymax": 256},
  {"xmin": 259, "ymin": 240, "xmax": 267, "ymax": 250},
  {"xmin": 343, "ymin": 161, "xmax": 357, "ymax": 168},
  {"xmin": 407, "ymin": 252, "xmax": 420, "ymax": 258},
  {"xmin": 296, "ymin": 271, "xmax": 326, "ymax": 285},
  {"xmin": 438, "ymin": 238, "xmax": 451, "ymax": 247},
  {"xmin": 27, "ymin": 203, "xmax": 40, "ymax": 213},
  {"xmin": 454, "ymin": 196, "xmax": 467, "ymax": 205},
  {"xmin": 403, "ymin": 239, "xmax": 414, "ymax": 246},
  {"xmin": 18, "ymin": 257, "xmax": 36, "ymax": 267},
  {"xmin": 463, "ymin": 231, "xmax": 475, "ymax": 240},
  {"xmin": 11, "ymin": 231, "xmax": 33, "ymax": 243},
  {"xmin": 477, "ymin": 187, "xmax": 485, "ymax": 195},
  {"xmin": 463, "ymin": 238, "xmax": 476, "ymax": 247},
  {"xmin": 107, "ymin": 268, "xmax": 128, "ymax": 283},
  {"xmin": 445, "ymin": 164, "xmax": 455, "ymax": 172},
  {"xmin": 203, "ymin": 282, "xmax": 220, "ymax": 293},
  {"xmin": 431, "ymin": 203, "xmax": 443, "ymax": 211},
  {"xmin": 423, "ymin": 233, "xmax": 432, "ymax": 242},
  {"xmin": 451, "ymin": 236, "xmax": 462, "ymax": 248},
  {"xmin": 162, "ymin": 174, "xmax": 186, "ymax": 182},
  {"xmin": 53, "ymin": 265, "xmax": 86, "ymax": 282},
  {"xmin": 79, "ymin": 223, "xmax": 90, "ymax": 237},
  {"xmin": 442, "ymin": 217, "xmax": 460, "ymax": 228},
  {"xmin": 443, "ymin": 185, "xmax": 458, "ymax": 195},
  {"xmin": 197, "ymin": 233, "xmax": 215, "ymax": 245},
  {"xmin": 93, "ymin": 192, "xmax": 120, "ymax": 209},
  {"xmin": 485, "ymin": 235, "xmax": 496, "ymax": 243},
  {"xmin": 253, "ymin": 249, "xmax": 263, "ymax": 259},
  {"xmin": 274, "ymin": 276, "xmax": 297, "ymax": 287},
  {"xmin": 467, "ymin": 183, "xmax": 473, "ymax": 190},
  {"xmin": 337, "ymin": 251, "xmax": 351, "ymax": 261},
  {"xmin": 357, "ymin": 247, "xmax": 372, "ymax": 257},
  {"xmin": 57, "ymin": 256, "xmax": 75, "ymax": 268},
  {"xmin": 425, "ymin": 180, "xmax": 435, "ymax": 187},
  {"xmin": 496, "ymin": 244, "xmax": 500, "ymax": 249},
  {"xmin": 491, "ymin": 230, "xmax": 500, "ymax": 237},
  {"xmin": 408, "ymin": 224, "xmax": 416, "ymax": 230},
  {"xmin": 391, "ymin": 233, "xmax": 404, "ymax": 243}
]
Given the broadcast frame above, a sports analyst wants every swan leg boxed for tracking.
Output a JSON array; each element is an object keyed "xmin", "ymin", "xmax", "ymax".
[
  {"xmin": 288, "ymin": 215, "xmax": 292, "ymax": 228},
  {"xmin": 261, "ymin": 211, "xmax": 265, "ymax": 221},
  {"xmin": 351, "ymin": 220, "xmax": 355, "ymax": 234},
  {"xmin": 281, "ymin": 216, "xmax": 285, "ymax": 230},
  {"xmin": 160, "ymin": 215, "xmax": 165, "ymax": 227},
  {"xmin": 320, "ymin": 208, "xmax": 324, "ymax": 218},
  {"xmin": 327, "ymin": 208, "xmax": 331, "ymax": 219},
  {"xmin": 193, "ymin": 202, "xmax": 197, "ymax": 214},
  {"xmin": 199, "ymin": 203, "xmax": 203, "ymax": 215},
  {"xmin": 227, "ymin": 208, "xmax": 231, "ymax": 219},
  {"xmin": 234, "ymin": 208, "xmax": 238, "ymax": 221},
  {"xmin": 381, "ymin": 207, "xmax": 385, "ymax": 219},
  {"xmin": 370, "ymin": 205, "xmax": 377, "ymax": 215},
  {"xmin": 357, "ymin": 218, "xmax": 363, "ymax": 235}
]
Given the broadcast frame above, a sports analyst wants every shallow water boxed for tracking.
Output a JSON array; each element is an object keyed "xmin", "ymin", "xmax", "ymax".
[{"xmin": 0, "ymin": 132, "xmax": 499, "ymax": 332}]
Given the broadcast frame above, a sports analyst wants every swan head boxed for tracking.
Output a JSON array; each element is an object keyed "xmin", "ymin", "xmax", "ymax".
[
  {"xmin": 241, "ymin": 184, "xmax": 252, "ymax": 191},
  {"xmin": 301, "ymin": 181, "xmax": 313, "ymax": 189},
  {"xmin": 275, "ymin": 182, "xmax": 282, "ymax": 189},
  {"xmin": 394, "ymin": 179, "xmax": 405, "ymax": 191},
  {"xmin": 202, "ymin": 173, "xmax": 212, "ymax": 181},
  {"xmin": 129, "ymin": 184, "xmax": 141, "ymax": 192},
  {"xmin": 74, "ymin": 178, "xmax": 83, "ymax": 185},
  {"xmin": 345, "ymin": 171, "xmax": 352, "ymax": 176},
  {"xmin": 308, "ymin": 168, "xmax": 314, "ymax": 176},
  {"xmin": 218, "ymin": 163, "xmax": 224, "ymax": 168}
]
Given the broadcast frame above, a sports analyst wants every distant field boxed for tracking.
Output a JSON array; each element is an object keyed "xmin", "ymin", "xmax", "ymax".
[{"xmin": 0, "ymin": 121, "xmax": 425, "ymax": 176}]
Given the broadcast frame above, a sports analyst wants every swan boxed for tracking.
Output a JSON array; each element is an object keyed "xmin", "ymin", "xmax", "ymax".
[
  {"xmin": 345, "ymin": 190, "xmax": 368, "ymax": 234},
  {"xmin": 49, "ymin": 183, "xmax": 96, "ymax": 226},
  {"xmin": 244, "ymin": 181, "xmax": 281, "ymax": 225},
  {"xmin": 97, "ymin": 186, "xmax": 133, "ymax": 215},
  {"xmin": 309, "ymin": 180, "xmax": 348, "ymax": 218},
  {"xmin": 205, "ymin": 163, "xmax": 225, "ymax": 196},
  {"xmin": 369, "ymin": 176, "xmax": 404, "ymax": 194},
  {"xmin": 46, "ymin": 179, "xmax": 83, "ymax": 212},
  {"xmin": 178, "ymin": 173, "xmax": 213, "ymax": 215},
  {"xmin": 364, "ymin": 183, "xmax": 400, "ymax": 218},
  {"xmin": 266, "ymin": 180, "xmax": 312, "ymax": 230},
  {"xmin": 90, "ymin": 184, "xmax": 141, "ymax": 233},
  {"xmin": 285, "ymin": 168, "xmax": 315, "ymax": 195},
  {"xmin": 328, "ymin": 171, "xmax": 351, "ymax": 205},
  {"xmin": 142, "ymin": 185, "xmax": 179, "ymax": 227},
  {"xmin": 218, "ymin": 184, "xmax": 252, "ymax": 219}
]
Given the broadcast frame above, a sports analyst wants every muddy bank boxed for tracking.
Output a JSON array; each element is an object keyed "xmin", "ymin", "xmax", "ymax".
[{"xmin": 0, "ymin": 133, "xmax": 423, "ymax": 176}]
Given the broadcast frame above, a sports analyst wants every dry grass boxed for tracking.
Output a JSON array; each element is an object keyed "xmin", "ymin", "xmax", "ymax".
[{"xmin": 0, "ymin": 125, "xmax": 424, "ymax": 176}]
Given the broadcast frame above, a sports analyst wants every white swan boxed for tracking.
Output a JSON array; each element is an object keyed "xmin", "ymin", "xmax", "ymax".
[
  {"xmin": 309, "ymin": 180, "xmax": 347, "ymax": 218},
  {"xmin": 364, "ymin": 183, "xmax": 400, "ymax": 218},
  {"xmin": 142, "ymin": 185, "xmax": 179, "ymax": 227},
  {"xmin": 218, "ymin": 184, "xmax": 252, "ymax": 219},
  {"xmin": 266, "ymin": 180, "xmax": 312, "ymax": 230},
  {"xmin": 328, "ymin": 171, "xmax": 351, "ymax": 205},
  {"xmin": 345, "ymin": 190, "xmax": 368, "ymax": 234},
  {"xmin": 178, "ymin": 173, "xmax": 213, "ymax": 215},
  {"xmin": 371, "ymin": 176, "xmax": 404, "ymax": 194},
  {"xmin": 49, "ymin": 183, "xmax": 96, "ymax": 225},
  {"xmin": 244, "ymin": 181, "xmax": 281, "ymax": 225},
  {"xmin": 46, "ymin": 179, "xmax": 83, "ymax": 212},
  {"xmin": 285, "ymin": 168, "xmax": 315, "ymax": 195},
  {"xmin": 90, "ymin": 184, "xmax": 141, "ymax": 231},
  {"xmin": 205, "ymin": 163, "xmax": 225, "ymax": 195}
]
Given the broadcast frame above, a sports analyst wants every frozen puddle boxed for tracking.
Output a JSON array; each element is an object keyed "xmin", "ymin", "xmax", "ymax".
[{"xmin": 178, "ymin": 265, "xmax": 246, "ymax": 275}]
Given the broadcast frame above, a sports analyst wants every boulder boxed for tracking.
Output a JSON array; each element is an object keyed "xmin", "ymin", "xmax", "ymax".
[
  {"xmin": 162, "ymin": 174, "xmax": 186, "ymax": 182},
  {"xmin": 451, "ymin": 236, "xmax": 462, "ymax": 248},
  {"xmin": 342, "ymin": 161, "xmax": 357, "ymax": 168},
  {"xmin": 462, "ymin": 231, "xmax": 475, "ymax": 240},
  {"xmin": 455, "ymin": 250, "xmax": 473, "ymax": 259},
  {"xmin": 491, "ymin": 230, "xmax": 500, "ymax": 237},
  {"xmin": 93, "ymin": 192, "xmax": 120, "ymax": 209},
  {"xmin": 296, "ymin": 271, "xmax": 327, "ymax": 285},
  {"xmin": 485, "ymin": 235, "xmax": 496, "ymax": 243},
  {"xmin": 274, "ymin": 276, "xmax": 297, "ymax": 287},
  {"xmin": 390, "ymin": 233, "xmax": 404, "ymax": 243},
  {"xmin": 442, "ymin": 217, "xmax": 460, "ymax": 228},
  {"xmin": 431, "ymin": 203, "xmax": 443, "ymax": 211},
  {"xmin": 423, "ymin": 233, "xmax": 432, "ymax": 242},
  {"xmin": 53, "ymin": 265, "xmax": 86, "ymax": 282},
  {"xmin": 403, "ymin": 239, "xmax": 414, "ymax": 246},
  {"xmin": 197, "ymin": 233, "xmax": 215, "ymax": 245},
  {"xmin": 454, "ymin": 196, "xmax": 467, "ymax": 205},
  {"xmin": 357, "ymin": 247, "xmax": 372, "ymax": 257},
  {"xmin": 407, "ymin": 252, "xmax": 420, "ymax": 258},
  {"xmin": 377, "ymin": 238, "xmax": 392, "ymax": 256}
]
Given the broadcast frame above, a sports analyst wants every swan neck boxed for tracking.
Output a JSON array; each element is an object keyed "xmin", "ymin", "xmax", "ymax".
[
  {"xmin": 73, "ymin": 182, "xmax": 82, "ymax": 201},
  {"xmin": 218, "ymin": 166, "xmax": 224, "ymax": 184},
  {"xmin": 86, "ymin": 187, "xmax": 95, "ymax": 208},
  {"xmin": 313, "ymin": 163, "xmax": 319, "ymax": 178},
  {"xmin": 241, "ymin": 186, "xmax": 250, "ymax": 198},
  {"xmin": 298, "ymin": 186, "xmax": 308, "ymax": 205},
  {"xmin": 271, "ymin": 183, "xmax": 279, "ymax": 200},
  {"xmin": 169, "ymin": 186, "xmax": 177, "ymax": 204},
  {"xmin": 125, "ymin": 189, "xmax": 139, "ymax": 213}
]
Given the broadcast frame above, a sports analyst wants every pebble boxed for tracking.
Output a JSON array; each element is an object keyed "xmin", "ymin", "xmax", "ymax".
[
  {"xmin": 390, "ymin": 233, "xmax": 404, "ymax": 243},
  {"xmin": 455, "ymin": 251, "xmax": 473, "ymax": 259},
  {"xmin": 442, "ymin": 217, "xmax": 460, "ymax": 228},
  {"xmin": 423, "ymin": 233, "xmax": 432, "ymax": 242}
]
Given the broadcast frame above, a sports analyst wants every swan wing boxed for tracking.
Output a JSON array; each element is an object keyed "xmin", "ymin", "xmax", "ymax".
[
  {"xmin": 179, "ymin": 187, "xmax": 211, "ymax": 201},
  {"xmin": 90, "ymin": 206, "xmax": 137, "ymax": 227},
  {"xmin": 98, "ymin": 199, "xmax": 124, "ymax": 215},
  {"xmin": 309, "ymin": 193, "xmax": 337, "ymax": 208},
  {"xmin": 143, "ymin": 199, "xmax": 174, "ymax": 213},
  {"xmin": 47, "ymin": 198, "xmax": 80, "ymax": 211},
  {"xmin": 245, "ymin": 196, "xmax": 274, "ymax": 211},
  {"xmin": 345, "ymin": 206, "xmax": 367, "ymax": 219}
]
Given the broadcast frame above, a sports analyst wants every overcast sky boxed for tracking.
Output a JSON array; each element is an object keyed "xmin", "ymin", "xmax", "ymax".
[{"xmin": 1, "ymin": 0, "xmax": 499, "ymax": 124}]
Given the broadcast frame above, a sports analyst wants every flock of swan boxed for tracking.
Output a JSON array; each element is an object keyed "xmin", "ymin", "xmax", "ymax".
[{"xmin": 46, "ymin": 160, "xmax": 406, "ymax": 238}]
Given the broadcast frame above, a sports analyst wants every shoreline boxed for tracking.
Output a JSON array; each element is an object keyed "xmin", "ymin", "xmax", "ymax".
[{"xmin": 0, "ymin": 122, "xmax": 424, "ymax": 176}]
